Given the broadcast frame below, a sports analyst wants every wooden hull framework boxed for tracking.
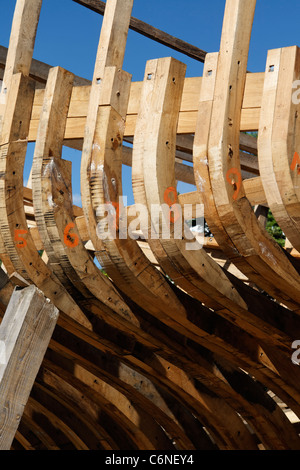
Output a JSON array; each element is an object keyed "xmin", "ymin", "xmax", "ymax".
[{"xmin": 0, "ymin": 0, "xmax": 300, "ymax": 450}]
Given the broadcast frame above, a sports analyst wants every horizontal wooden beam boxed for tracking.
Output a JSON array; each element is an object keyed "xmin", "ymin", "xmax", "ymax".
[
  {"xmin": 27, "ymin": 72, "xmax": 264, "ymax": 144},
  {"xmin": 0, "ymin": 285, "xmax": 59, "ymax": 450},
  {"xmin": 73, "ymin": 0, "xmax": 207, "ymax": 62}
]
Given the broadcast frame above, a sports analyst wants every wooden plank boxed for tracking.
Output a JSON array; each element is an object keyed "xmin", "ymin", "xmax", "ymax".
[
  {"xmin": 26, "ymin": 72, "xmax": 267, "ymax": 143},
  {"xmin": 0, "ymin": 285, "xmax": 59, "ymax": 450},
  {"xmin": 89, "ymin": 66, "xmax": 189, "ymax": 317},
  {"xmin": 28, "ymin": 107, "xmax": 262, "ymax": 139},
  {"xmin": 73, "ymin": 0, "xmax": 207, "ymax": 63},
  {"xmin": 269, "ymin": 47, "xmax": 300, "ymax": 245},
  {"xmin": 27, "ymin": 73, "xmax": 262, "ymax": 119}
]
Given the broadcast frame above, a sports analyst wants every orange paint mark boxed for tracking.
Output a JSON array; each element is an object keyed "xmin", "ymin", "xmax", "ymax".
[
  {"xmin": 291, "ymin": 152, "xmax": 300, "ymax": 175},
  {"xmin": 226, "ymin": 168, "xmax": 242, "ymax": 201},
  {"xmin": 64, "ymin": 223, "xmax": 79, "ymax": 248},
  {"xmin": 164, "ymin": 187, "xmax": 180, "ymax": 223},
  {"xmin": 14, "ymin": 229, "xmax": 28, "ymax": 248}
]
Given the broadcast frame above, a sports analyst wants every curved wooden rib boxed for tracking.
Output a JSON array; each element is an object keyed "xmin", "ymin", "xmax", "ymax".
[
  {"xmin": 259, "ymin": 46, "xmax": 300, "ymax": 250},
  {"xmin": 36, "ymin": 363, "xmax": 158, "ymax": 451},
  {"xmin": 0, "ymin": 73, "xmax": 90, "ymax": 328},
  {"xmin": 87, "ymin": 66, "xmax": 190, "ymax": 317},
  {"xmin": 77, "ymin": 0, "xmax": 266, "ymax": 365},
  {"xmin": 31, "ymin": 65, "xmax": 137, "ymax": 324},
  {"xmin": 16, "ymin": 412, "xmax": 61, "ymax": 450},
  {"xmin": 201, "ymin": 0, "xmax": 300, "ymax": 312},
  {"xmin": 132, "ymin": 56, "xmax": 299, "ymax": 353},
  {"xmin": 48, "ymin": 337, "xmax": 200, "ymax": 450}
]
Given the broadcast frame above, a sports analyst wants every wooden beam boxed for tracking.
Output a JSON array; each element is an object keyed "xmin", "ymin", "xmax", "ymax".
[
  {"xmin": 73, "ymin": 0, "xmax": 207, "ymax": 63},
  {"xmin": 27, "ymin": 72, "xmax": 265, "ymax": 144},
  {"xmin": 0, "ymin": 285, "xmax": 59, "ymax": 450}
]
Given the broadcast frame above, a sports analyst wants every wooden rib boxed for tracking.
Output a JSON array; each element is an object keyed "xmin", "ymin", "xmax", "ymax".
[
  {"xmin": 89, "ymin": 64, "xmax": 197, "ymax": 319},
  {"xmin": 132, "ymin": 56, "xmax": 299, "ymax": 351},
  {"xmin": 32, "ymin": 65, "xmax": 136, "ymax": 324},
  {"xmin": 263, "ymin": 47, "xmax": 300, "ymax": 248},
  {"xmin": 32, "ymin": 66, "xmax": 86, "ymax": 298},
  {"xmin": 0, "ymin": 0, "xmax": 90, "ymax": 326},
  {"xmin": 0, "ymin": 74, "xmax": 89, "ymax": 325},
  {"xmin": 132, "ymin": 57, "xmax": 239, "ymax": 309},
  {"xmin": 39, "ymin": 360, "xmax": 166, "ymax": 451},
  {"xmin": 48, "ymin": 338, "xmax": 199, "ymax": 450},
  {"xmin": 258, "ymin": 47, "xmax": 300, "ymax": 252},
  {"xmin": 193, "ymin": 53, "xmax": 293, "ymax": 311},
  {"xmin": 0, "ymin": 0, "xmax": 42, "ymax": 272},
  {"xmin": 205, "ymin": 0, "xmax": 300, "ymax": 311},
  {"xmin": 79, "ymin": 0, "xmax": 239, "ymax": 341},
  {"xmin": 81, "ymin": 0, "xmax": 134, "ymax": 228},
  {"xmin": 50, "ymin": 362, "xmax": 177, "ymax": 451},
  {"xmin": 80, "ymin": 0, "xmax": 148, "ymax": 299},
  {"xmin": 18, "ymin": 412, "xmax": 60, "ymax": 450},
  {"xmin": 0, "ymin": 73, "xmax": 90, "ymax": 327},
  {"xmin": 26, "ymin": 395, "xmax": 90, "ymax": 450},
  {"xmin": 35, "ymin": 366, "xmax": 140, "ymax": 450},
  {"xmin": 273, "ymin": 46, "xmax": 300, "ymax": 222}
]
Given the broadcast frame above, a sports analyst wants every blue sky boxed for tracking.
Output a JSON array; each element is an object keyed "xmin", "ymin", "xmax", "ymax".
[{"xmin": 1, "ymin": 0, "xmax": 300, "ymax": 205}]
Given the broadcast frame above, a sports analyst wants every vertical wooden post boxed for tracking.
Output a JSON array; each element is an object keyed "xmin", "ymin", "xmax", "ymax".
[
  {"xmin": 0, "ymin": 285, "xmax": 58, "ymax": 450},
  {"xmin": 0, "ymin": 0, "xmax": 42, "ymax": 111}
]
